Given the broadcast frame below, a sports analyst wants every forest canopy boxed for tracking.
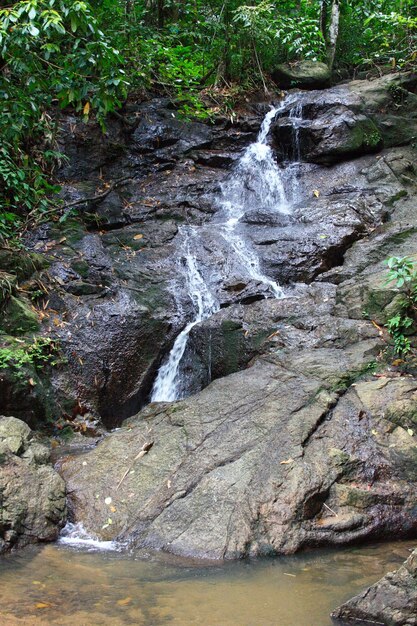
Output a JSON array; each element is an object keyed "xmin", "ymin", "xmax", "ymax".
[{"xmin": 0, "ymin": 0, "xmax": 416, "ymax": 236}]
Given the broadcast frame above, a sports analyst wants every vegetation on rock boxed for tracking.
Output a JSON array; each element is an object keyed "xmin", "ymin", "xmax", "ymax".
[{"xmin": 384, "ymin": 256, "xmax": 417, "ymax": 357}]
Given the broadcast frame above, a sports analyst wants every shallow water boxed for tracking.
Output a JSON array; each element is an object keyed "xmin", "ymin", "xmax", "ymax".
[{"xmin": 0, "ymin": 540, "xmax": 413, "ymax": 625}]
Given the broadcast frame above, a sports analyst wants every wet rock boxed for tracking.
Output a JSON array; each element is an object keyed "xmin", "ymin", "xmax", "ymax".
[
  {"xmin": 48, "ymin": 73, "xmax": 417, "ymax": 561},
  {"xmin": 272, "ymin": 61, "xmax": 331, "ymax": 89},
  {"xmin": 0, "ymin": 416, "xmax": 66, "ymax": 554},
  {"xmin": 8, "ymin": 73, "xmax": 416, "ymax": 433},
  {"xmin": 60, "ymin": 345, "xmax": 417, "ymax": 560},
  {"xmin": 240, "ymin": 209, "xmax": 292, "ymax": 226},
  {"xmin": 1, "ymin": 295, "xmax": 40, "ymax": 335},
  {"xmin": 59, "ymin": 271, "xmax": 417, "ymax": 560},
  {"xmin": 271, "ymin": 72, "xmax": 417, "ymax": 163},
  {"xmin": 274, "ymin": 109, "xmax": 383, "ymax": 164},
  {"xmin": 331, "ymin": 548, "xmax": 417, "ymax": 625}
]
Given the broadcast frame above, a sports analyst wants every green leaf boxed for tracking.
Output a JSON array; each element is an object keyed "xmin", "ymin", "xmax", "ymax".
[{"xmin": 28, "ymin": 24, "xmax": 39, "ymax": 36}]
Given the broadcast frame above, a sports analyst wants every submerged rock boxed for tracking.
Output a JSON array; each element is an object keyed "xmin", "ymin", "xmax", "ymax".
[
  {"xmin": 332, "ymin": 548, "xmax": 417, "ymax": 625},
  {"xmin": 0, "ymin": 416, "xmax": 66, "ymax": 554}
]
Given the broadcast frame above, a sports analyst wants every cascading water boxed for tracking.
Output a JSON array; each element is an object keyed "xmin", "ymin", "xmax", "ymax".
[
  {"xmin": 151, "ymin": 229, "xmax": 218, "ymax": 402},
  {"xmin": 217, "ymin": 101, "xmax": 293, "ymax": 298},
  {"xmin": 151, "ymin": 97, "xmax": 299, "ymax": 402}
]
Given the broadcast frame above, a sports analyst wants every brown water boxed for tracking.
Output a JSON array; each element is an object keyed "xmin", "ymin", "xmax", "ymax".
[{"xmin": 0, "ymin": 540, "xmax": 413, "ymax": 626}]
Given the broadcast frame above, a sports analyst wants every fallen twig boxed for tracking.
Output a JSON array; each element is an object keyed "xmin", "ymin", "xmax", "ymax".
[{"xmin": 116, "ymin": 441, "xmax": 154, "ymax": 489}]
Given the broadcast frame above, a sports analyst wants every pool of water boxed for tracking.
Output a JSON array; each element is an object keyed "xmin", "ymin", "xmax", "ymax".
[{"xmin": 0, "ymin": 540, "xmax": 413, "ymax": 625}]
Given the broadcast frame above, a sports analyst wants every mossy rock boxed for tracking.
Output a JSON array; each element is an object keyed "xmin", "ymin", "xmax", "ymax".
[
  {"xmin": 0, "ymin": 336, "xmax": 60, "ymax": 428},
  {"xmin": 50, "ymin": 219, "xmax": 86, "ymax": 246},
  {"xmin": 335, "ymin": 117, "xmax": 383, "ymax": 157},
  {"xmin": 1, "ymin": 296, "xmax": 39, "ymax": 335},
  {"xmin": 0, "ymin": 248, "xmax": 48, "ymax": 281},
  {"xmin": 272, "ymin": 61, "xmax": 331, "ymax": 89},
  {"xmin": 71, "ymin": 260, "xmax": 90, "ymax": 279},
  {"xmin": 65, "ymin": 281, "xmax": 105, "ymax": 296}
]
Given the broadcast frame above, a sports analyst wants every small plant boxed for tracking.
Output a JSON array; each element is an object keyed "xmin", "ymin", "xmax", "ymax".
[
  {"xmin": 384, "ymin": 256, "xmax": 417, "ymax": 356},
  {"xmin": 384, "ymin": 256, "xmax": 417, "ymax": 288},
  {"xmin": 0, "ymin": 336, "xmax": 63, "ymax": 376}
]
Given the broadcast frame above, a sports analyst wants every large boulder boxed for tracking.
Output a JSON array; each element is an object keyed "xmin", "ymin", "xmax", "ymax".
[
  {"xmin": 0, "ymin": 416, "xmax": 66, "ymax": 553},
  {"xmin": 271, "ymin": 72, "xmax": 417, "ymax": 164},
  {"xmin": 331, "ymin": 548, "xmax": 417, "ymax": 625},
  {"xmin": 272, "ymin": 61, "xmax": 331, "ymax": 89},
  {"xmin": 59, "ymin": 284, "xmax": 417, "ymax": 560}
]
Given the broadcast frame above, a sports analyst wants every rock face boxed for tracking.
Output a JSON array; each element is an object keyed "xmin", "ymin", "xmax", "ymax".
[
  {"xmin": 4, "ymin": 71, "xmax": 416, "ymax": 561},
  {"xmin": 8, "ymin": 72, "xmax": 413, "ymax": 429},
  {"xmin": 272, "ymin": 72, "xmax": 417, "ymax": 163},
  {"xmin": 332, "ymin": 548, "xmax": 417, "ymax": 626},
  {"xmin": 54, "ymin": 73, "xmax": 417, "ymax": 560},
  {"xmin": 60, "ymin": 284, "xmax": 417, "ymax": 559},
  {"xmin": 0, "ymin": 416, "xmax": 66, "ymax": 553}
]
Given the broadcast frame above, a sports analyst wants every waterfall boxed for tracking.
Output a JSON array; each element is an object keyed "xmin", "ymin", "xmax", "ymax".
[
  {"xmin": 217, "ymin": 100, "xmax": 293, "ymax": 299},
  {"xmin": 289, "ymin": 101, "xmax": 303, "ymax": 162},
  {"xmin": 151, "ymin": 229, "xmax": 218, "ymax": 402},
  {"xmin": 151, "ymin": 97, "xmax": 298, "ymax": 402}
]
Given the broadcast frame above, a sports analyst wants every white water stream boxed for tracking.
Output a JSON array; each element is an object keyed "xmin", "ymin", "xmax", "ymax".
[
  {"xmin": 151, "ymin": 98, "xmax": 298, "ymax": 402},
  {"xmin": 151, "ymin": 230, "xmax": 218, "ymax": 402}
]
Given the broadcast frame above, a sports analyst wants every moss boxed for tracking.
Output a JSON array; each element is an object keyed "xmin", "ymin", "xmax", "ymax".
[
  {"xmin": 329, "ymin": 448, "xmax": 360, "ymax": 478},
  {"xmin": 0, "ymin": 248, "xmax": 49, "ymax": 281},
  {"xmin": 130, "ymin": 282, "xmax": 169, "ymax": 312},
  {"xmin": 219, "ymin": 321, "xmax": 245, "ymax": 375},
  {"xmin": 386, "ymin": 189, "xmax": 408, "ymax": 206},
  {"xmin": 345, "ymin": 118, "xmax": 382, "ymax": 153},
  {"xmin": 50, "ymin": 218, "xmax": 86, "ymax": 246},
  {"xmin": 385, "ymin": 407, "xmax": 417, "ymax": 431},
  {"xmin": 341, "ymin": 486, "xmax": 384, "ymax": 509},
  {"xmin": 365, "ymin": 287, "xmax": 397, "ymax": 319},
  {"xmin": 66, "ymin": 281, "xmax": 104, "ymax": 296},
  {"xmin": 0, "ymin": 336, "xmax": 61, "ymax": 428},
  {"xmin": 158, "ymin": 213, "xmax": 186, "ymax": 223},
  {"xmin": 1, "ymin": 296, "xmax": 40, "ymax": 335},
  {"xmin": 386, "ymin": 227, "xmax": 417, "ymax": 246},
  {"xmin": 221, "ymin": 320, "xmax": 242, "ymax": 332},
  {"xmin": 329, "ymin": 360, "xmax": 378, "ymax": 394},
  {"xmin": 71, "ymin": 260, "xmax": 90, "ymax": 279}
]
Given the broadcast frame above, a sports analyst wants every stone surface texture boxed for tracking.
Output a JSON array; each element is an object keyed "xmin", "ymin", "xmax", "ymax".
[{"xmin": 0, "ymin": 416, "xmax": 66, "ymax": 553}]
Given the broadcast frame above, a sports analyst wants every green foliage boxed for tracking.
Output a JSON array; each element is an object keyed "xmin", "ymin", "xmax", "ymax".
[
  {"xmin": 338, "ymin": 1, "xmax": 417, "ymax": 70},
  {"xmin": 0, "ymin": 0, "xmax": 128, "ymax": 236},
  {"xmin": 0, "ymin": 336, "xmax": 62, "ymax": 375},
  {"xmin": 0, "ymin": 211, "xmax": 22, "ymax": 240},
  {"xmin": 384, "ymin": 256, "xmax": 417, "ymax": 356},
  {"xmin": 1, "ymin": 0, "xmax": 415, "ymax": 244},
  {"xmin": 233, "ymin": 1, "xmax": 326, "ymax": 65}
]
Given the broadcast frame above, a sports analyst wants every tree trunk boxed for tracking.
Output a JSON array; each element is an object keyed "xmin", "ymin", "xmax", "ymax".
[
  {"xmin": 157, "ymin": 0, "xmax": 164, "ymax": 28},
  {"xmin": 319, "ymin": 0, "xmax": 328, "ymax": 38},
  {"xmin": 327, "ymin": 0, "xmax": 340, "ymax": 70}
]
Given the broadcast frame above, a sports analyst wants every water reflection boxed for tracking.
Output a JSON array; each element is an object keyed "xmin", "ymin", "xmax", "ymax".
[{"xmin": 0, "ymin": 540, "xmax": 413, "ymax": 625}]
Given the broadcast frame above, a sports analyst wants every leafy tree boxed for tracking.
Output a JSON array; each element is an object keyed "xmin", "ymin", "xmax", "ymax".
[
  {"xmin": 1, "ymin": 0, "xmax": 416, "ymax": 242},
  {"xmin": 0, "ymin": 0, "xmax": 128, "ymax": 233}
]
